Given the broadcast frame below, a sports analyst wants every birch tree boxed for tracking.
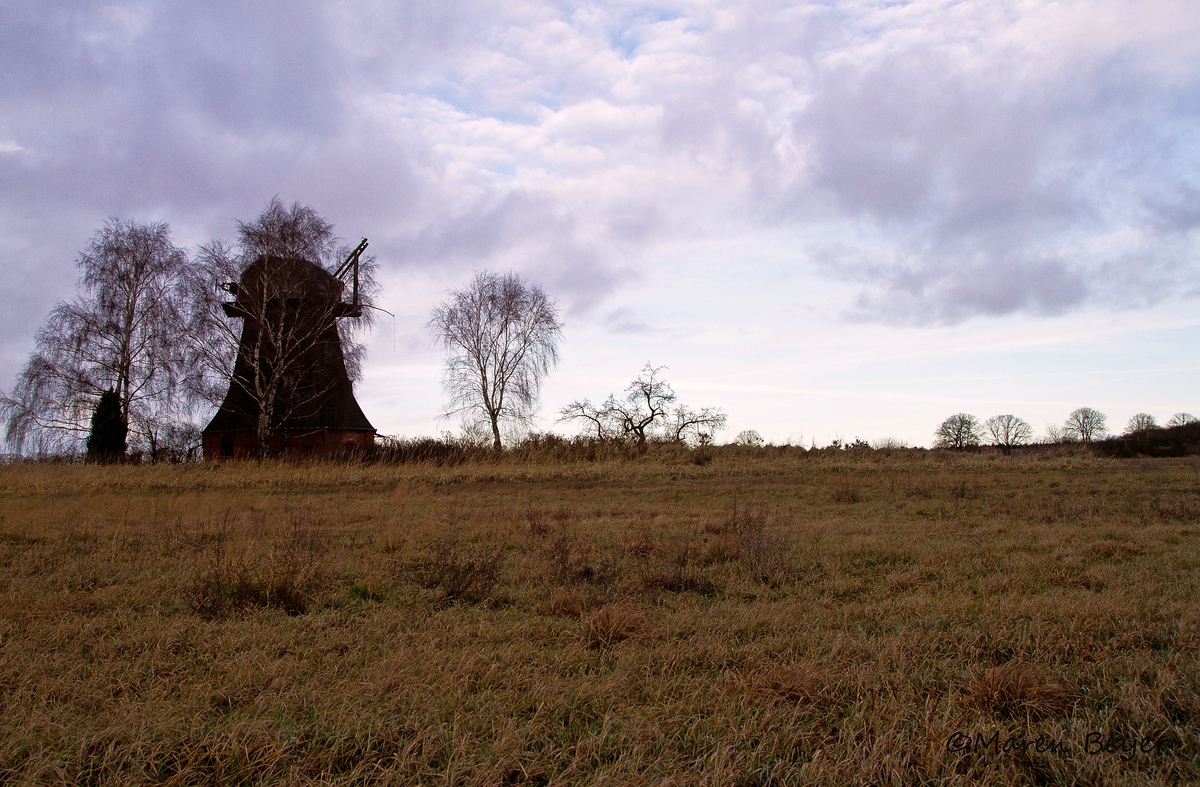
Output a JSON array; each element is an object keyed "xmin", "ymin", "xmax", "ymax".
[
  {"xmin": 429, "ymin": 271, "xmax": 562, "ymax": 450},
  {"xmin": 1, "ymin": 219, "xmax": 191, "ymax": 458}
]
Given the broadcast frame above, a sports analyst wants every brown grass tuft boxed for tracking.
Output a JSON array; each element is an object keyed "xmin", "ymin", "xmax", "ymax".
[
  {"xmin": 536, "ymin": 589, "xmax": 587, "ymax": 618},
  {"xmin": 830, "ymin": 482, "xmax": 861, "ymax": 504},
  {"xmin": 967, "ymin": 662, "xmax": 1071, "ymax": 719},
  {"xmin": 188, "ymin": 519, "xmax": 324, "ymax": 617},
  {"xmin": 583, "ymin": 604, "xmax": 642, "ymax": 648},
  {"xmin": 746, "ymin": 662, "xmax": 833, "ymax": 706}
]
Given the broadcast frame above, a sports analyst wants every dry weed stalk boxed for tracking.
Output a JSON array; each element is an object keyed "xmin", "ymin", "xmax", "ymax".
[
  {"xmin": 188, "ymin": 518, "xmax": 324, "ymax": 617},
  {"xmin": 419, "ymin": 540, "xmax": 503, "ymax": 605}
]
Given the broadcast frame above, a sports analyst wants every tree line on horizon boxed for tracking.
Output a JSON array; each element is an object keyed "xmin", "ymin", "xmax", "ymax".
[{"xmin": 933, "ymin": 409, "xmax": 1198, "ymax": 453}]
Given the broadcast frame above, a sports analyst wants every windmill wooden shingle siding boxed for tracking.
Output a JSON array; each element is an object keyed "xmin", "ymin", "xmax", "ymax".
[{"xmin": 201, "ymin": 242, "xmax": 375, "ymax": 459}]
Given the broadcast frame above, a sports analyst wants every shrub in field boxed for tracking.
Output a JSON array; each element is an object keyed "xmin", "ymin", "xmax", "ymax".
[
  {"xmin": 546, "ymin": 526, "xmax": 614, "ymax": 585},
  {"xmin": 583, "ymin": 604, "xmax": 642, "ymax": 649},
  {"xmin": 536, "ymin": 588, "xmax": 587, "ymax": 618},
  {"xmin": 640, "ymin": 540, "xmax": 720, "ymax": 596},
  {"xmin": 420, "ymin": 540, "xmax": 502, "ymax": 605},
  {"xmin": 741, "ymin": 529, "xmax": 794, "ymax": 587},
  {"xmin": 702, "ymin": 504, "xmax": 796, "ymax": 585},
  {"xmin": 188, "ymin": 522, "xmax": 325, "ymax": 617},
  {"xmin": 830, "ymin": 482, "xmax": 861, "ymax": 504},
  {"xmin": 967, "ymin": 662, "xmax": 1070, "ymax": 720}
]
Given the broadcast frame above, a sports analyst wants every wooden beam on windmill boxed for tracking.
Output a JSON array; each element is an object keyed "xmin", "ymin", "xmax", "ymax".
[{"xmin": 334, "ymin": 238, "xmax": 368, "ymax": 317}]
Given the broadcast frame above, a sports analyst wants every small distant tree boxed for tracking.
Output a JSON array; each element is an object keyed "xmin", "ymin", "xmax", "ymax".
[
  {"xmin": 735, "ymin": 429, "xmax": 764, "ymax": 447},
  {"xmin": 85, "ymin": 389, "xmax": 126, "ymax": 463},
  {"xmin": 429, "ymin": 271, "xmax": 562, "ymax": 450},
  {"xmin": 1124, "ymin": 413, "xmax": 1159, "ymax": 437},
  {"xmin": 1043, "ymin": 423, "xmax": 1074, "ymax": 444},
  {"xmin": 934, "ymin": 413, "xmax": 981, "ymax": 450},
  {"xmin": 557, "ymin": 399, "xmax": 610, "ymax": 440},
  {"xmin": 559, "ymin": 364, "xmax": 726, "ymax": 447},
  {"xmin": 1167, "ymin": 413, "xmax": 1197, "ymax": 428},
  {"xmin": 1064, "ymin": 407, "xmax": 1106, "ymax": 443},
  {"xmin": 668, "ymin": 404, "xmax": 729, "ymax": 444},
  {"xmin": 985, "ymin": 414, "xmax": 1032, "ymax": 454},
  {"xmin": 611, "ymin": 364, "xmax": 676, "ymax": 447}
]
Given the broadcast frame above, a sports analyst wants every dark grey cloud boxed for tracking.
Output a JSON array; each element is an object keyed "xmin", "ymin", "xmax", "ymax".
[
  {"xmin": 823, "ymin": 246, "xmax": 1088, "ymax": 324},
  {"xmin": 787, "ymin": 41, "xmax": 1200, "ymax": 324}
]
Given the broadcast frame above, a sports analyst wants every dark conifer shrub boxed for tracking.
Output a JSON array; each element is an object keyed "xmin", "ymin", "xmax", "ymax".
[{"xmin": 86, "ymin": 389, "xmax": 126, "ymax": 463}]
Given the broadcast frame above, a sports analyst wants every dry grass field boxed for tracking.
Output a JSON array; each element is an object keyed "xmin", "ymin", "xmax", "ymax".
[{"xmin": 1, "ymin": 448, "xmax": 1198, "ymax": 785}]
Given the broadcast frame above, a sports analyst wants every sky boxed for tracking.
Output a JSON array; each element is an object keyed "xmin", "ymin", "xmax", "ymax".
[{"xmin": 1, "ymin": 0, "xmax": 1198, "ymax": 448}]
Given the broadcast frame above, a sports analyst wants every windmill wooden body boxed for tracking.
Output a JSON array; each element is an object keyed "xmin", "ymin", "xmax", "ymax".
[{"xmin": 201, "ymin": 240, "xmax": 375, "ymax": 459}]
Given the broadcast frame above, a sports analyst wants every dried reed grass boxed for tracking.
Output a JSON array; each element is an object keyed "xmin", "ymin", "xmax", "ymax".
[{"xmin": 0, "ymin": 450, "xmax": 1197, "ymax": 784}]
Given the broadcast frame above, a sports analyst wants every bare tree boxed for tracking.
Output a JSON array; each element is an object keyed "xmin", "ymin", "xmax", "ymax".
[
  {"xmin": 933, "ymin": 413, "xmax": 982, "ymax": 450},
  {"xmin": 429, "ymin": 271, "xmax": 562, "ymax": 450},
  {"xmin": 985, "ymin": 414, "xmax": 1032, "ymax": 454},
  {"xmin": 1167, "ymin": 412, "xmax": 1197, "ymax": 428},
  {"xmin": 1, "ymin": 218, "xmax": 191, "ymax": 458},
  {"xmin": 1124, "ymin": 413, "xmax": 1159, "ymax": 437},
  {"xmin": 669, "ymin": 404, "xmax": 729, "ymax": 444},
  {"xmin": 184, "ymin": 198, "xmax": 378, "ymax": 457},
  {"xmin": 1063, "ymin": 407, "xmax": 1107, "ymax": 443},
  {"xmin": 735, "ymin": 429, "xmax": 765, "ymax": 447},
  {"xmin": 559, "ymin": 364, "xmax": 727, "ymax": 447},
  {"xmin": 1042, "ymin": 423, "xmax": 1074, "ymax": 444},
  {"xmin": 607, "ymin": 363, "xmax": 676, "ymax": 447},
  {"xmin": 558, "ymin": 398, "xmax": 611, "ymax": 440}
]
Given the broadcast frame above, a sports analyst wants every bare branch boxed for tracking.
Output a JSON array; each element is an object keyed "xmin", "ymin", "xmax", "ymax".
[{"xmin": 1063, "ymin": 407, "xmax": 1107, "ymax": 443}]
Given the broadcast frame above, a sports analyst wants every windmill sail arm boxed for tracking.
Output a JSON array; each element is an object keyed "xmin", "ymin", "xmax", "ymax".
[{"xmin": 333, "ymin": 238, "xmax": 368, "ymax": 281}]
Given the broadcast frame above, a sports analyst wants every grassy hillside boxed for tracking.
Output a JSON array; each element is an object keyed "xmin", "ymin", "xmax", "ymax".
[{"xmin": 1, "ymin": 450, "xmax": 1197, "ymax": 785}]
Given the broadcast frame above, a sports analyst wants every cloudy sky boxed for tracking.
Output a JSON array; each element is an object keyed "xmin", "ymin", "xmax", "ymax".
[{"xmin": 2, "ymin": 0, "xmax": 1198, "ymax": 447}]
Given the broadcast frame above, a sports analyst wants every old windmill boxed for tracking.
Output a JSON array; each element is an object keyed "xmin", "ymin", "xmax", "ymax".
[{"xmin": 201, "ymin": 239, "xmax": 376, "ymax": 459}]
